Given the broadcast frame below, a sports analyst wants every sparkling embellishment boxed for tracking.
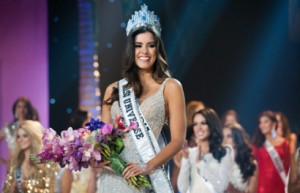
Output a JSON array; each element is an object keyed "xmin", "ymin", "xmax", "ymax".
[
  {"xmin": 126, "ymin": 4, "xmax": 161, "ymax": 37},
  {"xmin": 102, "ymin": 79, "xmax": 169, "ymax": 193}
]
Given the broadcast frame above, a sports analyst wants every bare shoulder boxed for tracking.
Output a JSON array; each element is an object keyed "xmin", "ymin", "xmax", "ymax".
[
  {"xmin": 164, "ymin": 78, "xmax": 183, "ymax": 92},
  {"xmin": 164, "ymin": 78, "xmax": 184, "ymax": 101},
  {"xmin": 253, "ymin": 159, "xmax": 258, "ymax": 167},
  {"xmin": 290, "ymin": 133, "xmax": 298, "ymax": 141},
  {"xmin": 165, "ymin": 78, "xmax": 182, "ymax": 87}
]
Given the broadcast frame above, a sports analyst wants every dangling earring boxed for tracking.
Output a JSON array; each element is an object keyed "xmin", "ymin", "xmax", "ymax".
[
  {"xmin": 271, "ymin": 127, "xmax": 277, "ymax": 138},
  {"xmin": 14, "ymin": 112, "xmax": 18, "ymax": 120}
]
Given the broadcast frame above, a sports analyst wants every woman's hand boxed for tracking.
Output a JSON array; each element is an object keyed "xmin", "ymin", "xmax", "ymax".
[
  {"xmin": 122, "ymin": 162, "xmax": 152, "ymax": 180},
  {"xmin": 0, "ymin": 131, "xmax": 5, "ymax": 141},
  {"xmin": 197, "ymin": 140, "xmax": 203, "ymax": 161},
  {"xmin": 182, "ymin": 140, "xmax": 189, "ymax": 159},
  {"xmin": 173, "ymin": 150, "xmax": 183, "ymax": 167},
  {"xmin": 89, "ymin": 158, "xmax": 112, "ymax": 171},
  {"xmin": 10, "ymin": 180, "xmax": 16, "ymax": 193}
]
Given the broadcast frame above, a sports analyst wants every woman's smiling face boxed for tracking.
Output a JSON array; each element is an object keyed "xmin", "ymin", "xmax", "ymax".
[
  {"xmin": 134, "ymin": 31, "xmax": 157, "ymax": 72},
  {"xmin": 193, "ymin": 113, "xmax": 210, "ymax": 142}
]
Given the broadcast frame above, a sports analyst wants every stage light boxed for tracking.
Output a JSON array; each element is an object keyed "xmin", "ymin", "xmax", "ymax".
[{"xmin": 50, "ymin": 98, "xmax": 56, "ymax": 105}]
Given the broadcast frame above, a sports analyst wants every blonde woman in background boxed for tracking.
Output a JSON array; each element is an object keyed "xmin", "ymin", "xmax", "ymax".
[
  {"xmin": 2, "ymin": 120, "xmax": 56, "ymax": 193},
  {"xmin": 0, "ymin": 96, "xmax": 39, "ymax": 161}
]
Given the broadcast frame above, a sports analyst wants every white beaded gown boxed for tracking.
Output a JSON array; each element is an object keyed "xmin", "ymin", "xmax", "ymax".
[
  {"xmin": 98, "ymin": 79, "xmax": 169, "ymax": 193},
  {"xmin": 177, "ymin": 146, "xmax": 234, "ymax": 193}
]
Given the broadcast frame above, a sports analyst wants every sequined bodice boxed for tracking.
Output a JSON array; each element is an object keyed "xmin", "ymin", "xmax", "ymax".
[
  {"xmin": 111, "ymin": 80, "xmax": 167, "ymax": 140},
  {"xmin": 99, "ymin": 79, "xmax": 168, "ymax": 193},
  {"xmin": 2, "ymin": 164, "xmax": 56, "ymax": 193}
]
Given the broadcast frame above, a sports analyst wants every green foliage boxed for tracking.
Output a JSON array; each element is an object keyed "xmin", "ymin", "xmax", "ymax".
[
  {"xmin": 113, "ymin": 137, "xmax": 124, "ymax": 154},
  {"xmin": 107, "ymin": 153, "xmax": 127, "ymax": 175}
]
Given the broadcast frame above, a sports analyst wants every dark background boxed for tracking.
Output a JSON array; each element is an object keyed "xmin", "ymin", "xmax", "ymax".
[{"xmin": 49, "ymin": 0, "xmax": 300, "ymax": 136}]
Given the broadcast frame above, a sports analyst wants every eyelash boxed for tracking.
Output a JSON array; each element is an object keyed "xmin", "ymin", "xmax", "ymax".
[
  {"xmin": 134, "ymin": 44, "xmax": 156, "ymax": 48},
  {"xmin": 193, "ymin": 122, "xmax": 207, "ymax": 126},
  {"xmin": 17, "ymin": 135, "xmax": 28, "ymax": 138}
]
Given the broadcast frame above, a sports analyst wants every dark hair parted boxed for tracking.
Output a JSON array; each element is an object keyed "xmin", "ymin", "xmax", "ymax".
[
  {"xmin": 104, "ymin": 27, "xmax": 170, "ymax": 105},
  {"xmin": 230, "ymin": 126, "xmax": 256, "ymax": 182},
  {"xmin": 252, "ymin": 110, "xmax": 278, "ymax": 147},
  {"xmin": 69, "ymin": 109, "xmax": 89, "ymax": 129},
  {"xmin": 193, "ymin": 108, "xmax": 226, "ymax": 162},
  {"xmin": 12, "ymin": 96, "xmax": 38, "ymax": 121}
]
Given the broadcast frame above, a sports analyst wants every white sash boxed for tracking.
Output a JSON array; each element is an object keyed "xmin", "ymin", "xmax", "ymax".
[
  {"xmin": 118, "ymin": 79, "xmax": 173, "ymax": 193},
  {"xmin": 264, "ymin": 140, "xmax": 287, "ymax": 186},
  {"xmin": 203, "ymin": 179, "xmax": 218, "ymax": 193}
]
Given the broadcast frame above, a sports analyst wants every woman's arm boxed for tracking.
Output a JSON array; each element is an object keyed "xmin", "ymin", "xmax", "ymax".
[
  {"xmin": 219, "ymin": 147, "xmax": 234, "ymax": 190},
  {"xmin": 289, "ymin": 133, "xmax": 298, "ymax": 156},
  {"xmin": 101, "ymin": 82, "xmax": 118, "ymax": 123},
  {"xmin": 2, "ymin": 165, "xmax": 16, "ymax": 193},
  {"xmin": 246, "ymin": 161, "xmax": 258, "ymax": 193},
  {"xmin": 86, "ymin": 168, "xmax": 101, "ymax": 193},
  {"xmin": 147, "ymin": 79, "xmax": 186, "ymax": 171},
  {"xmin": 288, "ymin": 153, "xmax": 300, "ymax": 193},
  {"xmin": 60, "ymin": 169, "xmax": 73, "ymax": 193},
  {"xmin": 288, "ymin": 149, "xmax": 300, "ymax": 192},
  {"xmin": 177, "ymin": 155, "xmax": 191, "ymax": 193},
  {"xmin": 123, "ymin": 78, "xmax": 186, "ymax": 178},
  {"xmin": 177, "ymin": 141, "xmax": 190, "ymax": 193},
  {"xmin": 0, "ymin": 130, "xmax": 4, "ymax": 141}
]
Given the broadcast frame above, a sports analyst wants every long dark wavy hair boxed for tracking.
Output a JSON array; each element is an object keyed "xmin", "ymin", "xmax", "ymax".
[
  {"xmin": 12, "ymin": 96, "xmax": 38, "ymax": 122},
  {"xmin": 104, "ymin": 26, "xmax": 170, "ymax": 105},
  {"xmin": 252, "ymin": 110, "xmax": 277, "ymax": 147},
  {"xmin": 193, "ymin": 108, "xmax": 226, "ymax": 162},
  {"xmin": 230, "ymin": 126, "xmax": 256, "ymax": 182},
  {"xmin": 69, "ymin": 109, "xmax": 89, "ymax": 128},
  {"xmin": 275, "ymin": 112, "xmax": 291, "ymax": 139}
]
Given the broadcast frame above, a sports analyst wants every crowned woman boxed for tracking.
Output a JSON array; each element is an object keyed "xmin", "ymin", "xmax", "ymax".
[{"xmin": 92, "ymin": 4, "xmax": 186, "ymax": 193}]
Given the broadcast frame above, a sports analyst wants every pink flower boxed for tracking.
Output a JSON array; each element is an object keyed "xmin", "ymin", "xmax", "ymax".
[
  {"xmin": 128, "ymin": 122, "xmax": 138, "ymax": 130},
  {"xmin": 68, "ymin": 157, "xmax": 79, "ymax": 171},
  {"xmin": 92, "ymin": 151, "xmax": 101, "ymax": 161},
  {"xmin": 43, "ymin": 128, "xmax": 57, "ymax": 141},
  {"xmin": 33, "ymin": 117, "xmax": 139, "ymax": 174},
  {"xmin": 121, "ymin": 122, "xmax": 138, "ymax": 132},
  {"xmin": 61, "ymin": 127, "xmax": 78, "ymax": 142},
  {"xmin": 114, "ymin": 115, "xmax": 122, "ymax": 128},
  {"xmin": 101, "ymin": 124, "xmax": 113, "ymax": 135},
  {"xmin": 77, "ymin": 128, "xmax": 91, "ymax": 140},
  {"xmin": 80, "ymin": 143, "xmax": 93, "ymax": 161}
]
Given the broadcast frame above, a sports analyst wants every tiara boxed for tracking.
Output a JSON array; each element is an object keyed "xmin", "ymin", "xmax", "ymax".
[{"xmin": 126, "ymin": 4, "xmax": 161, "ymax": 37}]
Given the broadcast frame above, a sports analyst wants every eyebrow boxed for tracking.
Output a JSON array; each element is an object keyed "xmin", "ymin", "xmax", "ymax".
[{"xmin": 135, "ymin": 41, "xmax": 155, "ymax": 44}]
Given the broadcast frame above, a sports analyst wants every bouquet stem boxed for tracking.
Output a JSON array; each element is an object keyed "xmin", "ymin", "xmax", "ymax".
[{"xmin": 102, "ymin": 148, "xmax": 151, "ymax": 190}]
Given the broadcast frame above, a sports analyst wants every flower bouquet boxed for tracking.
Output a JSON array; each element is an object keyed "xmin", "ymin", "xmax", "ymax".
[{"xmin": 30, "ymin": 116, "xmax": 151, "ymax": 190}]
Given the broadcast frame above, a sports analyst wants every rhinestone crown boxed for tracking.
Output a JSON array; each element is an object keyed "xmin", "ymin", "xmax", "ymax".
[{"xmin": 126, "ymin": 4, "xmax": 161, "ymax": 37}]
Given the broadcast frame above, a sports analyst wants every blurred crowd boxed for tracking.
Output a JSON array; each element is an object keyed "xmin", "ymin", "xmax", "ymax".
[{"xmin": 0, "ymin": 97, "xmax": 300, "ymax": 193}]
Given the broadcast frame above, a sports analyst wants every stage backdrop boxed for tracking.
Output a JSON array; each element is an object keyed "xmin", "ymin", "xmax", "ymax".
[{"xmin": 0, "ymin": 0, "xmax": 48, "ymax": 190}]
